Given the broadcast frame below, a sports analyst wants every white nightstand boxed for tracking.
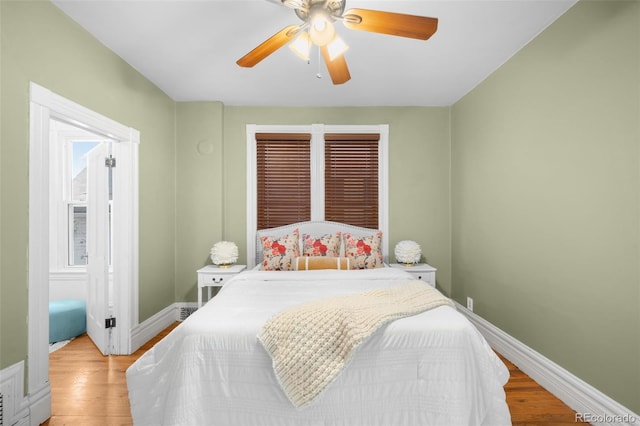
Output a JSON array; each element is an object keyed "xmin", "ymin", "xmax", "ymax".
[
  {"xmin": 197, "ymin": 264, "xmax": 246, "ymax": 307},
  {"xmin": 389, "ymin": 263, "xmax": 437, "ymax": 288}
]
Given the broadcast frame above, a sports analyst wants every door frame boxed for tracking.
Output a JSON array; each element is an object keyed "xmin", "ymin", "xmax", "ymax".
[{"xmin": 28, "ymin": 82, "xmax": 139, "ymax": 422}]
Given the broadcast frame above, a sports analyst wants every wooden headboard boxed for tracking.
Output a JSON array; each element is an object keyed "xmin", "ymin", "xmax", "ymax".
[{"xmin": 248, "ymin": 220, "xmax": 388, "ymax": 268}]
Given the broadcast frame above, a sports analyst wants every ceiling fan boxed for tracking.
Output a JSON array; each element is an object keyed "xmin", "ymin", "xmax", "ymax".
[{"xmin": 236, "ymin": 0, "xmax": 438, "ymax": 85}]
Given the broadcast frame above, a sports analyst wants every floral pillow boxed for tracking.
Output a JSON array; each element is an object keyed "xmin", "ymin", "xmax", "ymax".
[
  {"xmin": 302, "ymin": 232, "xmax": 342, "ymax": 257},
  {"xmin": 344, "ymin": 232, "xmax": 383, "ymax": 269},
  {"xmin": 260, "ymin": 229, "xmax": 300, "ymax": 271}
]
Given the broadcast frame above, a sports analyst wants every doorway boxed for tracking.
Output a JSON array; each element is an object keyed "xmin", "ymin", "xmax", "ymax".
[
  {"xmin": 28, "ymin": 82, "xmax": 140, "ymax": 424},
  {"xmin": 48, "ymin": 119, "xmax": 115, "ymax": 355}
]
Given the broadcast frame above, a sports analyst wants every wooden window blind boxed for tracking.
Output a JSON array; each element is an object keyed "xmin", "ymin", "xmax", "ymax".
[
  {"xmin": 324, "ymin": 133, "xmax": 379, "ymax": 229},
  {"xmin": 256, "ymin": 133, "xmax": 311, "ymax": 230}
]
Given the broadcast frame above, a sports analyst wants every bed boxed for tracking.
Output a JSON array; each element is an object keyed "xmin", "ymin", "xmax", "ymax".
[{"xmin": 126, "ymin": 221, "xmax": 511, "ymax": 425}]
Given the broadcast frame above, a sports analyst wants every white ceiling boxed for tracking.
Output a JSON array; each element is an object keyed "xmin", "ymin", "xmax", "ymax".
[{"xmin": 52, "ymin": 0, "xmax": 577, "ymax": 107}]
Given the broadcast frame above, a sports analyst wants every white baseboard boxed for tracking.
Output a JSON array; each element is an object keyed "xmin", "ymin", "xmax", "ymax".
[
  {"xmin": 130, "ymin": 303, "xmax": 177, "ymax": 353},
  {"xmin": 129, "ymin": 302, "xmax": 198, "ymax": 353},
  {"xmin": 456, "ymin": 302, "xmax": 639, "ymax": 426}
]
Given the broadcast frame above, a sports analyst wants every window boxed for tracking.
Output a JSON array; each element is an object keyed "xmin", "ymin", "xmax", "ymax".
[
  {"xmin": 68, "ymin": 140, "xmax": 99, "ymax": 266},
  {"xmin": 256, "ymin": 133, "xmax": 311, "ymax": 229},
  {"xmin": 49, "ymin": 120, "xmax": 113, "ymax": 270},
  {"xmin": 69, "ymin": 205, "xmax": 88, "ymax": 265},
  {"xmin": 247, "ymin": 124, "xmax": 388, "ymax": 267},
  {"xmin": 67, "ymin": 140, "xmax": 114, "ymax": 267},
  {"xmin": 324, "ymin": 133, "xmax": 379, "ymax": 229}
]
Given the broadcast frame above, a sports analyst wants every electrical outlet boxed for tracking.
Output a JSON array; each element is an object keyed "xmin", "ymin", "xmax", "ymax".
[{"xmin": 466, "ymin": 297, "xmax": 474, "ymax": 312}]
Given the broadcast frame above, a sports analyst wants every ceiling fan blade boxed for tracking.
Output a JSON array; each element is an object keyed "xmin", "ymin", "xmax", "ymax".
[
  {"xmin": 237, "ymin": 25, "xmax": 301, "ymax": 67},
  {"xmin": 320, "ymin": 45, "xmax": 351, "ymax": 85},
  {"xmin": 342, "ymin": 8, "xmax": 438, "ymax": 40},
  {"xmin": 278, "ymin": 0, "xmax": 306, "ymax": 8}
]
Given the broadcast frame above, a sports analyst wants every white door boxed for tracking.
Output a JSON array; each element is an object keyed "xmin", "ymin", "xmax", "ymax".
[{"xmin": 86, "ymin": 141, "xmax": 112, "ymax": 355}]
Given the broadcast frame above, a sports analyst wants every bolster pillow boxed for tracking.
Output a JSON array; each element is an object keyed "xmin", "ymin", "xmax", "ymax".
[{"xmin": 295, "ymin": 256, "xmax": 350, "ymax": 271}]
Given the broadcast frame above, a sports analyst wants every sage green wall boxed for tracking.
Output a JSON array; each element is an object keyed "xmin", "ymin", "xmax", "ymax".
[
  {"xmin": 451, "ymin": 0, "xmax": 639, "ymax": 412},
  {"xmin": 175, "ymin": 102, "xmax": 225, "ymax": 302},
  {"xmin": 216, "ymin": 106, "xmax": 453, "ymax": 294},
  {"xmin": 0, "ymin": 1, "xmax": 176, "ymax": 370}
]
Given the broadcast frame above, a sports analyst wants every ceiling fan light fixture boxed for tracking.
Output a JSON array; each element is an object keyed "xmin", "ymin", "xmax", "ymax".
[
  {"xmin": 326, "ymin": 34, "xmax": 348, "ymax": 61},
  {"xmin": 309, "ymin": 11, "xmax": 335, "ymax": 46},
  {"xmin": 289, "ymin": 31, "xmax": 312, "ymax": 61}
]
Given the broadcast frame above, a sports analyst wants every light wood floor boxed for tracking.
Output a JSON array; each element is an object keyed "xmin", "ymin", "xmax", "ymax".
[{"xmin": 43, "ymin": 322, "xmax": 586, "ymax": 425}]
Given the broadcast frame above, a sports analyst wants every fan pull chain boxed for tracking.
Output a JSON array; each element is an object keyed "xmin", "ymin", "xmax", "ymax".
[{"xmin": 316, "ymin": 47, "xmax": 322, "ymax": 79}]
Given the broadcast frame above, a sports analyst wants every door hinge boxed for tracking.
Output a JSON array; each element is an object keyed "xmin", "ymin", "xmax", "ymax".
[
  {"xmin": 105, "ymin": 155, "xmax": 116, "ymax": 168},
  {"xmin": 105, "ymin": 317, "xmax": 116, "ymax": 329}
]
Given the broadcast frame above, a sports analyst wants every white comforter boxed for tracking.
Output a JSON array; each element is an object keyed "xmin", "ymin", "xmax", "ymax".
[{"xmin": 126, "ymin": 268, "xmax": 511, "ymax": 426}]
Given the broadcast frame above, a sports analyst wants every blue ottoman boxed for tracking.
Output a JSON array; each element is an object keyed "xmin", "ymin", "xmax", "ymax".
[{"xmin": 49, "ymin": 299, "xmax": 87, "ymax": 344}]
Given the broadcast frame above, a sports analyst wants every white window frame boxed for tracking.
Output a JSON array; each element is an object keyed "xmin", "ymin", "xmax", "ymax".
[
  {"xmin": 246, "ymin": 124, "xmax": 389, "ymax": 267},
  {"xmin": 49, "ymin": 122, "xmax": 112, "ymax": 270}
]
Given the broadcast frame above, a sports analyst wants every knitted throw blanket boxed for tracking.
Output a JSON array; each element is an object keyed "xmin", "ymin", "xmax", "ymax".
[{"xmin": 258, "ymin": 280, "xmax": 455, "ymax": 408}]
